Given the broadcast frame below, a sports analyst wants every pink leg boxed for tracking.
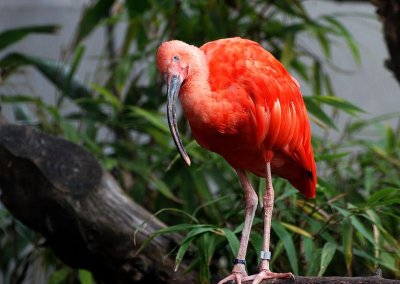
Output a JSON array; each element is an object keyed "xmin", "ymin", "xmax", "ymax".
[
  {"xmin": 244, "ymin": 162, "xmax": 294, "ymax": 284},
  {"xmin": 218, "ymin": 170, "xmax": 258, "ymax": 284}
]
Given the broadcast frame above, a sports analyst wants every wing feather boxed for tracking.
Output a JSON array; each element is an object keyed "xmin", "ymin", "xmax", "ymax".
[{"xmin": 200, "ymin": 37, "xmax": 316, "ymax": 197}]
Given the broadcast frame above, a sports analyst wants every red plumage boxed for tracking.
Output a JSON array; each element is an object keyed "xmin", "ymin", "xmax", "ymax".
[
  {"xmin": 181, "ymin": 38, "xmax": 316, "ymax": 198},
  {"xmin": 157, "ymin": 37, "xmax": 317, "ymax": 283}
]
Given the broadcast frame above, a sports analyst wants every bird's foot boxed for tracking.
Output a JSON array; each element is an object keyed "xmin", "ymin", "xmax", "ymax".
[
  {"xmin": 244, "ymin": 269, "xmax": 294, "ymax": 284},
  {"xmin": 217, "ymin": 264, "xmax": 248, "ymax": 284},
  {"xmin": 217, "ymin": 272, "xmax": 248, "ymax": 284}
]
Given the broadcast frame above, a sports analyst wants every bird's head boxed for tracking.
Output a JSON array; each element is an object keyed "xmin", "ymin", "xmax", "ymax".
[{"xmin": 157, "ymin": 40, "xmax": 204, "ymax": 166}]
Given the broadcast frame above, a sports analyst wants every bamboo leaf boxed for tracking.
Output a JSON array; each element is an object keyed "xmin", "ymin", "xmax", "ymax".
[
  {"xmin": 322, "ymin": 15, "xmax": 361, "ymax": 64},
  {"xmin": 90, "ymin": 84, "xmax": 122, "ymax": 111},
  {"xmin": 366, "ymin": 188, "xmax": 400, "ymax": 207},
  {"xmin": 309, "ymin": 96, "xmax": 364, "ymax": 116},
  {"xmin": 221, "ymin": 228, "xmax": 239, "ymax": 257},
  {"xmin": 311, "ymin": 61, "xmax": 322, "ymax": 96},
  {"xmin": 272, "ymin": 221, "xmax": 298, "ymax": 275},
  {"xmin": 129, "ymin": 106, "xmax": 169, "ymax": 133},
  {"xmin": 78, "ymin": 270, "xmax": 94, "ymax": 284},
  {"xmin": 318, "ymin": 242, "xmax": 337, "ymax": 276},
  {"xmin": 342, "ymin": 218, "xmax": 353, "ymax": 275},
  {"xmin": 303, "ymin": 236, "xmax": 314, "ymax": 269},
  {"xmin": 0, "ymin": 53, "xmax": 92, "ymax": 100},
  {"xmin": 48, "ymin": 267, "xmax": 70, "ymax": 284},
  {"xmin": 147, "ymin": 174, "xmax": 183, "ymax": 203},
  {"xmin": 175, "ymin": 237, "xmax": 194, "ymax": 271},
  {"xmin": 350, "ymin": 216, "xmax": 375, "ymax": 244},
  {"xmin": 124, "ymin": 0, "xmax": 151, "ymax": 18},
  {"xmin": 175, "ymin": 225, "xmax": 218, "ymax": 271},
  {"xmin": 280, "ymin": 34, "xmax": 295, "ymax": 67},
  {"xmin": 73, "ymin": 0, "xmax": 115, "ymax": 46},
  {"xmin": 281, "ymin": 222, "xmax": 313, "ymax": 238},
  {"xmin": 0, "ymin": 25, "xmax": 59, "ymax": 51},
  {"xmin": 135, "ymin": 224, "xmax": 212, "ymax": 255},
  {"xmin": 303, "ymin": 96, "xmax": 337, "ymax": 129}
]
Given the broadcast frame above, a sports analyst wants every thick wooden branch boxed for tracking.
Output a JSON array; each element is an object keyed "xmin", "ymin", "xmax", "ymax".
[
  {"xmin": 0, "ymin": 123, "xmax": 398, "ymax": 283},
  {"xmin": 326, "ymin": 0, "xmax": 400, "ymax": 86},
  {"xmin": 0, "ymin": 123, "xmax": 196, "ymax": 283},
  {"xmin": 371, "ymin": 0, "xmax": 400, "ymax": 85},
  {"xmin": 245, "ymin": 270, "xmax": 399, "ymax": 283}
]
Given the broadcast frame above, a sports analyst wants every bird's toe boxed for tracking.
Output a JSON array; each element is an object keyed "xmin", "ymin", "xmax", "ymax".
[
  {"xmin": 244, "ymin": 270, "xmax": 294, "ymax": 284},
  {"xmin": 217, "ymin": 271, "xmax": 247, "ymax": 284}
]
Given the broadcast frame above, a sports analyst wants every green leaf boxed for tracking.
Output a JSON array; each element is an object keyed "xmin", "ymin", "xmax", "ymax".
[
  {"xmin": 291, "ymin": 59, "xmax": 309, "ymax": 81},
  {"xmin": 366, "ymin": 188, "xmax": 400, "ymax": 208},
  {"xmin": 303, "ymin": 96, "xmax": 336, "ymax": 129},
  {"xmin": 13, "ymin": 104, "xmax": 36, "ymax": 124},
  {"xmin": 270, "ymin": 239, "xmax": 285, "ymax": 264},
  {"xmin": 332, "ymin": 205, "xmax": 352, "ymax": 218},
  {"xmin": 323, "ymin": 16, "xmax": 361, "ymax": 64},
  {"xmin": 315, "ymin": 29, "xmax": 331, "ymax": 58},
  {"xmin": 364, "ymin": 166, "xmax": 374, "ymax": 197},
  {"xmin": 66, "ymin": 44, "xmax": 86, "ymax": 83},
  {"xmin": 309, "ymin": 96, "xmax": 364, "ymax": 116},
  {"xmin": 318, "ymin": 242, "xmax": 337, "ymax": 276},
  {"xmin": 129, "ymin": 106, "xmax": 169, "ymax": 133},
  {"xmin": 78, "ymin": 270, "xmax": 94, "ymax": 284},
  {"xmin": 281, "ymin": 222, "xmax": 313, "ymax": 238},
  {"xmin": 316, "ymin": 151, "xmax": 349, "ymax": 162},
  {"xmin": 311, "ymin": 61, "xmax": 322, "ymax": 96},
  {"xmin": 347, "ymin": 113, "xmax": 400, "ymax": 134},
  {"xmin": 353, "ymin": 248, "xmax": 399, "ymax": 271},
  {"xmin": 90, "ymin": 84, "xmax": 122, "ymax": 111},
  {"xmin": 350, "ymin": 216, "xmax": 375, "ymax": 244},
  {"xmin": 197, "ymin": 232, "xmax": 216, "ymax": 281},
  {"xmin": 342, "ymin": 218, "xmax": 353, "ymax": 275},
  {"xmin": 307, "ymin": 248, "xmax": 321, "ymax": 276},
  {"xmin": 0, "ymin": 53, "xmax": 92, "ymax": 100},
  {"xmin": 302, "ymin": 236, "xmax": 314, "ymax": 270},
  {"xmin": 147, "ymin": 174, "xmax": 183, "ymax": 203},
  {"xmin": 250, "ymin": 232, "xmax": 263, "ymax": 259},
  {"xmin": 48, "ymin": 267, "xmax": 70, "ymax": 284},
  {"xmin": 0, "ymin": 25, "xmax": 59, "ymax": 51},
  {"xmin": 124, "ymin": 0, "xmax": 151, "ymax": 18},
  {"xmin": 175, "ymin": 237, "xmax": 194, "ymax": 271},
  {"xmin": 175, "ymin": 226, "xmax": 217, "ymax": 271},
  {"xmin": 192, "ymin": 195, "xmax": 231, "ymax": 218},
  {"xmin": 73, "ymin": 0, "xmax": 115, "ymax": 46},
  {"xmin": 272, "ymin": 221, "xmax": 298, "ymax": 275},
  {"xmin": 221, "ymin": 228, "xmax": 239, "ymax": 257},
  {"xmin": 280, "ymin": 34, "xmax": 295, "ymax": 67},
  {"xmin": 136, "ymin": 224, "xmax": 213, "ymax": 255},
  {"xmin": 385, "ymin": 125, "xmax": 396, "ymax": 153}
]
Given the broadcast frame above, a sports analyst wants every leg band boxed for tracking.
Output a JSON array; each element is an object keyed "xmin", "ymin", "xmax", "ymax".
[
  {"xmin": 233, "ymin": 258, "xmax": 246, "ymax": 265},
  {"xmin": 260, "ymin": 251, "xmax": 271, "ymax": 260}
]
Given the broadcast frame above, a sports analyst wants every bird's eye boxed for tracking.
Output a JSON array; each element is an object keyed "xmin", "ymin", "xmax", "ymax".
[{"xmin": 173, "ymin": 55, "xmax": 180, "ymax": 62}]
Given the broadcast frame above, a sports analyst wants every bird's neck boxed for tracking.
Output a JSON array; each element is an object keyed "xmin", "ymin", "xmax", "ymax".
[{"xmin": 180, "ymin": 70, "xmax": 215, "ymax": 125}]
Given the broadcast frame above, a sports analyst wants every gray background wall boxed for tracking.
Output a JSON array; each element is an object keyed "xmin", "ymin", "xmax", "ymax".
[{"xmin": 1, "ymin": 0, "xmax": 399, "ymax": 130}]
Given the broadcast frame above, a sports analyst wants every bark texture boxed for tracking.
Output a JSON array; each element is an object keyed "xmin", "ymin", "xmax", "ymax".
[
  {"xmin": 371, "ymin": 0, "xmax": 400, "ymax": 85},
  {"xmin": 249, "ymin": 273, "xmax": 400, "ymax": 283},
  {"xmin": 0, "ymin": 123, "xmax": 399, "ymax": 283},
  {"xmin": 0, "ymin": 123, "xmax": 196, "ymax": 284}
]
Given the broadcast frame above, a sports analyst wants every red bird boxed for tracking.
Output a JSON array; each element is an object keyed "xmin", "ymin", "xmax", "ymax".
[{"xmin": 157, "ymin": 37, "xmax": 317, "ymax": 284}]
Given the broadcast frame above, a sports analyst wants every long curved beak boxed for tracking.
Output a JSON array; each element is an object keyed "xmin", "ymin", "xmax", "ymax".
[{"xmin": 167, "ymin": 74, "xmax": 191, "ymax": 166}]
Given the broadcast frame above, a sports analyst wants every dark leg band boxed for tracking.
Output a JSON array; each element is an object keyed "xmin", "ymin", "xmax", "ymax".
[{"xmin": 233, "ymin": 258, "xmax": 246, "ymax": 265}]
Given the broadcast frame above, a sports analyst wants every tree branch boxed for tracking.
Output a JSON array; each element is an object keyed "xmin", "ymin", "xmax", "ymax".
[
  {"xmin": 245, "ymin": 271, "xmax": 399, "ymax": 283},
  {"xmin": 0, "ymin": 123, "xmax": 196, "ymax": 283},
  {"xmin": 0, "ymin": 124, "xmax": 398, "ymax": 283},
  {"xmin": 371, "ymin": 0, "xmax": 400, "ymax": 85}
]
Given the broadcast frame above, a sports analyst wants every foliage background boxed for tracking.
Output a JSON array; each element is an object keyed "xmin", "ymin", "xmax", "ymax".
[{"xmin": 0, "ymin": 0, "xmax": 399, "ymax": 283}]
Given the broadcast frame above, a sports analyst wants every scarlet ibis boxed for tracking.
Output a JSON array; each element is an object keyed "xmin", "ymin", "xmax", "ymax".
[{"xmin": 157, "ymin": 37, "xmax": 316, "ymax": 284}]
